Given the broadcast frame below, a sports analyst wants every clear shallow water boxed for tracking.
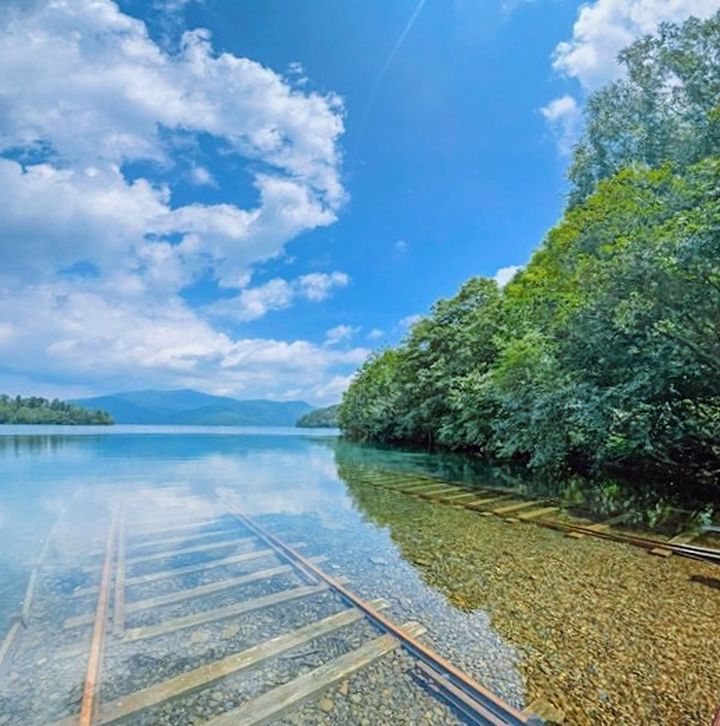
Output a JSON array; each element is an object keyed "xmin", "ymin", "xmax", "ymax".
[
  {"xmin": 0, "ymin": 426, "xmax": 718, "ymax": 725},
  {"xmin": 0, "ymin": 426, "xmax": 524, "ymax": 725}
]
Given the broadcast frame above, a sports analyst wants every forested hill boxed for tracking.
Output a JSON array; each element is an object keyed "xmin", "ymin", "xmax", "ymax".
[
  {"xmin": 70, "ymin": 390, "xmax": 312, "ymax": 426},
  {"xmin": 296, "ymin": 405, "xmax": 340, "ymax": 428},
  {"xmin": 0, "ymin": 395, "xmax": 113, "ymax": 425},
  {"xmin": 339, "ymin": 13, "xmax": 720, "ymax": 487}
]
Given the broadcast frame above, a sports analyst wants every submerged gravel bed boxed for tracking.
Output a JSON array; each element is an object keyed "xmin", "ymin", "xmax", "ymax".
[
  {"xmin": 101, "ymin": 588, "xmax": 348, "ymax": 703},
  {"xmin": 262, "ymin": 505, "xmax": 527, "ymax": 711},
  {"xmin": 329, "ymin": 479, "xmax": 720, "ymax": 725},
  {"xmin": 122, "ymin": 570, "xmax": 301, "ymax": 629},
  {"xmin": 118, "ymin": 618, "xmax": 383, "ymax": 725},
  {"xmin": 6, "ymin": 467, "xmax": 717, "ymax": 725}
]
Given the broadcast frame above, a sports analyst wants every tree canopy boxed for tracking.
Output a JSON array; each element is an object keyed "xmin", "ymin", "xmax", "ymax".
[
  {"xmin": 0, "ymin": 395, "xmax": 113, "ymax": 425},
  {"xmin": 296, "ymin": 404, "xmax": 340, "ymax": 428},
  {"xmin": 339, "ymin": 12, "xmax": 720, "ymax": 488}
]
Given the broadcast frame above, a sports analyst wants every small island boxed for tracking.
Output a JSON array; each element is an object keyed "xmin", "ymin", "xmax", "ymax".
[
  {"xmin": 296, "ymin": 404, "xmax": 340, "ymax": 428},
  {"xmin": 0, "ymin": 395, "xmax": 113, "ymax": 425}
]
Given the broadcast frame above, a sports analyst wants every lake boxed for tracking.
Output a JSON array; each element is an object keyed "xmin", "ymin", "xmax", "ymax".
[{"xmin": 0, "ymin": 426, "xmax": 718, "ymax": 725}]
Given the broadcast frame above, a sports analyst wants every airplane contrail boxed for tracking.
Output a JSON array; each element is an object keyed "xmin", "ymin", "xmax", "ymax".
[{"xmin": 361, "ymin": 0, "xmax": 428, "ymax": 128}]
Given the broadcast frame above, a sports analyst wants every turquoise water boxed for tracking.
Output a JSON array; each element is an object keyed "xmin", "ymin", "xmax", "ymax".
[
  {"xmin": 0, "ymin": 425, "xmax": 525, "ymax": 725},
  {"xmin": 0, "ymin": 426, "xmax": 340, "ymax": 629},
  {"xmin": 1, "ymin": 426, "xmax": 717, "ymax": 724}
]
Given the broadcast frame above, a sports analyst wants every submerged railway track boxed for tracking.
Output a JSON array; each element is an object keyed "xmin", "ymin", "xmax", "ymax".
[
  {"xmin": 0, "ymin": 485, "xmax": 542, "ymax": 725},
  {"xmin": 348, "ymin": 468, "xmax": 720, "ymax": 565}
]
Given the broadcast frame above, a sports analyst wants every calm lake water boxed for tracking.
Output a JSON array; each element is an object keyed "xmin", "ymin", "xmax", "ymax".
[{"xmin": 0, "ymin": 426, "xmax": 718, "ymax": 725}]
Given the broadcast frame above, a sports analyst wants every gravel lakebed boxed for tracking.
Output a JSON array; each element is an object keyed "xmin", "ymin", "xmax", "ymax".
[
  {"xmin": 328, "ymin": 478, "xmax": 720, "ymax": 725},
  {"xmin": 2, "ymin": 478, "xmax": 718, "ymax": 726}
]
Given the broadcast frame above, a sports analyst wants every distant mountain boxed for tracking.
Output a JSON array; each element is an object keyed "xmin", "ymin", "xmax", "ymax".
[
  {"xmin": 70, "ymin": 389, "xmax": 313, "ymax": 426},
  {"xmin": 296, "ymin": 404, "xmax": 340, "ymax": 428}
]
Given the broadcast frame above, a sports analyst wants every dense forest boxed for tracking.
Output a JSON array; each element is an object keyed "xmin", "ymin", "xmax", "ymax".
[
  {"xmin": 297, "ymin": 405, "xmax": 340, "ymax": 428},
  {"xmin": 339, "ymin": 13, "xmax": 720, "ymax": 487},
  {"xmin": 0, "ymin": 395, "xmax": 113, "ymax": 425}
]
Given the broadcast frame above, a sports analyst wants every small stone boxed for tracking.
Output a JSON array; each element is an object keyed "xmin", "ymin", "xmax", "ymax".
[
  {"xmin": 370, "ymin": 556, "xmax": 388, "ymax": 566},
  {"xmin": 338, "ymin": 681, "xmax": 349, "ymax": 696},
  {"xmin": 221, "ymin": 624, "xmax": 239, "ymax": 639},
  {"xmin": 319, "ymin": 698, "xmax": 334, "ymax": 713},
  {"xmin": 190, "ymin": 630, "xmax": 210, "ymax": 644},
  {"xmin": 350, "ymin": 694, "xmax": 362, "ymax": 705}
]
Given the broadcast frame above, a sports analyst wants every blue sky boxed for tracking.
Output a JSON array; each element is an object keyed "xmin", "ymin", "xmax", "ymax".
[{"xmin": 1, "ymin": 0, "xmax": 717, "ymax": 404}]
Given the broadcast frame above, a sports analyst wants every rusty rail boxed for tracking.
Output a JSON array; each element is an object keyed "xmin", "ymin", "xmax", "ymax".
[
  {"xmin": 364, "ymin": 472, "xmax": 720, "ymax": 565},
  {"xmin": 0, "ymin": 489, "xmax": 80, "ymax": 672},
  {"xmin": 215, "ymin": 490, "xmax": 534, "ymax": 726},
  {"xmin": 79, "ymin": 511, "xmax": 118, "ymax": 726},
  {"xmin": 113, "ymin": 516, "xmax": 126, "ymax": 637}
]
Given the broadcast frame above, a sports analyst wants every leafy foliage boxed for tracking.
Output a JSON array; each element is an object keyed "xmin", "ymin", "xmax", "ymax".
[
  {"xmin": 296, "ymin": 404, "xmax": 340, "ymax": 428},
  {"xmin": 0, "ymin": 394, "xmax": 113, "ymax": 425},
  {"xmin": 569, "ymin": 12, "xmax": 720, "ymax": 205},
  {"xmin": 339, "ymin": 13, "xmax": 720, "ymax": 487}
]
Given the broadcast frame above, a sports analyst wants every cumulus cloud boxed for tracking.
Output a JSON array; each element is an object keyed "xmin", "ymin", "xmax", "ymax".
[
  {"xmin": 540, "ymin": 95, "xmax": 582, "ymax": 155},
  {"xmin": 295, "ymin": 272, "xmax": 349, "ymax": 301},
  {"xmin": 0, "ymin": 0, "xmax": 353, "ymax": 402},
  {"xmin": 208, "ymin": 272, "xmax": 350, "ymax": 322},
  {"xmin": 541, "ymin": 0, "xmax": 720, "ymax": 153},
  {"xmin": 493, "ymin": 264, "xmax": 522, "ymax": 288},
  {"xmin": 367, "ymin": 328, "xmax": 384, "ymax": 341},
  {"xmin": 0, "ymin": 279, "xmax": 368, "ymax": 403},
  {"xmin": 308, "ymin": 374, "xmax": 356, "ymax": 403},
  {"xmin": 0, "ymin": 0, "xmax": 345, "ymax": 287},
  {"xmin": 552, "ymin": 0, "xmax": 720, "ymax": 89},
  {"xmin": 399, "ymin": 313, "xmax": 422, "ymax": 329},
  {"xmin": 0, "ymin": 324, "xmax": 14, "ymax": 346},
  {"xmin": 189, "ymin": 165, "xmax": 217, "ymax": 187},
  {"xmin": 324, "ymin": 324, "xmax": 359, "ymax": 347}
]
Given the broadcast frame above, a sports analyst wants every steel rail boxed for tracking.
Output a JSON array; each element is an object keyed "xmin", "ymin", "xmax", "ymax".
[
  {"xmin": 0, "ymin": 488, "xmax": 80, "ymax": 672},
  {"xmin": 366, "ymin": 475, "xmax": 720, "ymax": 565},
  {"xmin": 79, "ymin": 511, "xmax": 118, "ymax": 726},
  {"xmin": 113, "ymin": 515, "xmax": 126, "ymax": 637},
  {"xmin": 529, "ymin": 516, "xmax": 720, "ymax": 564},
  {"xmin": 215, "ymin": 490, "xmax": 534, "ymax": 726}
]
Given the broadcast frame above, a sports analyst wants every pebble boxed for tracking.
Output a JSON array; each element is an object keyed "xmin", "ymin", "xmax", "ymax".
[
  {"xmin": 189, "ymin": 630, "xmax": 210, "ymax": 644},
  {"xmin": 220, "ymin": 624, "xmax": 239, "ymax": 639}
]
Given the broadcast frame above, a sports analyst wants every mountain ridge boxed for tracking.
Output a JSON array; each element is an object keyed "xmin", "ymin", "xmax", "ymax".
[{"xmin": 70, "ymin": 389, "xmax": 313, "ymax": 426}]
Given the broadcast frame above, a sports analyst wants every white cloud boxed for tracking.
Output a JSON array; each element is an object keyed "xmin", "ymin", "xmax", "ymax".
[
  {"xmin": 214, "ymin": 278, "xmax": 294, "ymax": 322},
  {"xmin": 552, "ymin": 0, "xmax": 720, "ymax": 89},
  {"xmin": 0, "ymin": 323, "xmax": 14, "ymax": 346},
  {"xmin": 367, "ymin": 328, "xmax": 384, "ymax": 340},
  {"xmin": 493, "ymin": 264, "xmax": 522, "ymax": 288},
  {"xmin": 308, "ymin": 374, "xmax": 356, "ymax": 403},
  {"xmin": 540, "ymin": 95, "xmax": 582, "ymax": 155},
  {"xmin": 189, "ymin": 165, "xmax": 217, "ymax": 187},
  {"xmin": 295, "ymin": 271, "xmax": 349, "ymax": 301},
  {"xmin": 0, "ymin": 0, "xmax": 353, "ymax": 403},
  {"xmin": 324, "ymin": 324, "xmax": 358, "ymax": 347},
  {"xmin": 0, "ymin": 279, "xmax": 368, "ymax": 404},
  {"xmin": 395, "ymin": 239, "xmax": 408, "ymax": 254},
  {"xmin": 399, "ymin": 313, "xmax": 422, "ymax": 329},
  {"xmin": 0, "ymin": 0, "xmax": 345, "ymax": 287},
  {"xmin": 208, "ymin": 271, "xmax": 350, "ymax": 322}
]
